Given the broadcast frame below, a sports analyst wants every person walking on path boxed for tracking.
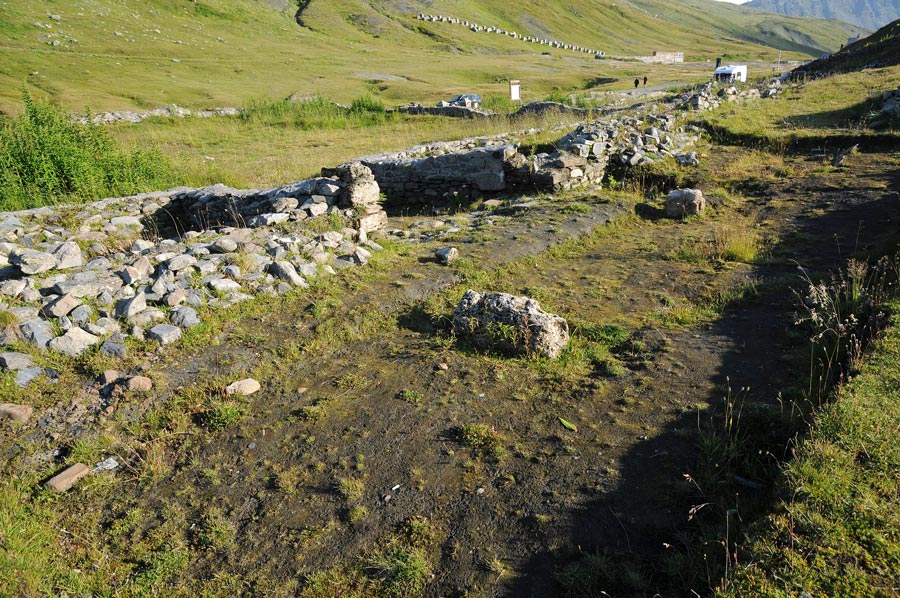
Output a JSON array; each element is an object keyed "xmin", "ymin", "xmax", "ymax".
[
  {"xmin": 634, "ymin": 78, "xmax": 639, "ymax": 89},
  {"xmin": 643, "ymin": 76, "xmax": 648, "ymax": 87}
]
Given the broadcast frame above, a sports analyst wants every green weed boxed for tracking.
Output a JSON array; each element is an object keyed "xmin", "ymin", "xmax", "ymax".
[
  {"xmin": 194, "ymin": 507, "xmax": 236, "ymax": 550},
  {"xmin": 0, "ymin": 92, "xmax": 171, "ymax": 210},
  {"xmin": 457, "ymin": 423, "xmax": 505, "ymax": 461},
  {"xmin": 366, "ymin": 546, "xmax": 430, "ymax": 597}
]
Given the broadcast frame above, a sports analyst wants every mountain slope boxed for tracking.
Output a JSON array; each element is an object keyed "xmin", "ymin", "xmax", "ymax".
[
  {"xmin": 624, "ymin": 0, "xmax": 865, "ymax": 56},
  {"xmin": 745, "ymin": 0, "xmax": 900, "ymax": 32},
  {"xmin": 795, "ymin": 18, "xmax": 900, "ymax": 74},
  {"xmin": 0, "ymin": 0, "xmax": 865, "ymax": 114}
]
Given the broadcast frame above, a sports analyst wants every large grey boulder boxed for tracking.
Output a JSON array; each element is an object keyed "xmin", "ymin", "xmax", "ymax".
[
  {"xmin": 266, "ymin": 261, "xmax": 307, "ymax": 287},
  {"xmin": 49, "ymin": 327, "xmax": 101, "ymax": 357},
  {"xmin": 115, "ymin": 293, "xmax": 147, "ymax": 320},
  {"xmin": 665, "ymin": 188, "xmax": 706, "ymax": 218},
  {"xmin": 148, "ymin": 324, "xmax": 181, "ymax": 345},
  {"xmin": 21, "ymin": 319, "xmax": 54, "ymax": 348},
  {"xmin": 9, "ymin": 248, "xmax": 57, "ymax": 274},
  {"xmin": 51, "ymin": 241, "xmax": 83, "ymax": 269},
  {"xmin": 452, "ymin": 290, "xmax": 569, "ymax": 358}
]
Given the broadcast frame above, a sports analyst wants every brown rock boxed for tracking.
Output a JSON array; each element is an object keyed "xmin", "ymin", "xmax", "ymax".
[
  {"xmin": 44, "ymin": 463, "xmax": 90, "ymax": 492},
  {"xmin": 125, "ymin": 376, "xmax": 153, "ymax": 392},
  {"xmin": 100, "ymin": 369, "xmax": 120, "ymax": 385},
  {"xmin": 0, "ymin": 402, "xmax": 33, "ymax": 423}
]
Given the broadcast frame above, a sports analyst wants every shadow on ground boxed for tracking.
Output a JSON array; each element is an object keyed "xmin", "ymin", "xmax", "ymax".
[{"xmin": 505, "ymin": 170, "xmax": 900, "ymax": 597}]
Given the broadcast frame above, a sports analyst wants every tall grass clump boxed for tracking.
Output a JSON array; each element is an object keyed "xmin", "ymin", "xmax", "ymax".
[
  {"xmin": 480, "ymin": 94, "xmax": 518, "ymax": 114},
  {"xmin": 795, "ymin": 257, "xmax": 893, "ymax": 403},
  {"xmin": 239, "ymin": 95, "xmax": 392, "ymax": 130},
  {"xmin": 0, "ymin": 92, "xmax": 171, "ymax": 211}
]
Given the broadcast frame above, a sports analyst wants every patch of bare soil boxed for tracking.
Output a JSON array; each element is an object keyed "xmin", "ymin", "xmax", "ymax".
[{"xmin": 72, "ymin": 146, "xmax": 900, "ymax": 596}]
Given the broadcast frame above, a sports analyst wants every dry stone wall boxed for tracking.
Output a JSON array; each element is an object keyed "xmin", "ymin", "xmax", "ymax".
[
  {"xmin": 415, "ymin": 14, "xmax": 603, "ymax": 56},
  {"xmin": 0, "ymin": 164, "xmax": 388, "ymax": 389}
]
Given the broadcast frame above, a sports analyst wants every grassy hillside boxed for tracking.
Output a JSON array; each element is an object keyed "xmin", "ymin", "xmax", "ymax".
[
  {"xmin": 0, "ymin": 0, "xmax": 863, "ymax": 114},
  {"xmin": 626, "ymin": 0, "xmax": 863, "ymax": 56},
  {"xmin": 745, "ymin": 0, "xmax": 898, "ymax": 32},
  {"xmin": 797, "ymin": 18, "xmax": 900, "ymax": 75}
]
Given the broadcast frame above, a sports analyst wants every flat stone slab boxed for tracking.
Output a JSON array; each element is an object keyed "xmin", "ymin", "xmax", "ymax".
[
  {"xmin": 44, "ymin": 463, "xmax": 90, "ymax": 492},
  {"xmin": 0, "ymin": 351, "xmax": 34, "ymax": 371},
  {"xmin": 48, "ymin": 327, "xmax": 101, "ymax": 357},
  {"xmin": 208, "ymin": 278, "xmax": 242, "ymax": 293},
  {"xmin": 16, "ymin": 366, "xmax": 44, "ymax": 388},
  {"xmin": 42, "ymin": 293, "xmax": 82, "ymax": 318},
  {"xmin": 147, "ymin": 324, "xmax": 181, "ymax": 345},
  {"xmin": 0, "ymin": 402, "xmax": 33, "ymax": 423}
]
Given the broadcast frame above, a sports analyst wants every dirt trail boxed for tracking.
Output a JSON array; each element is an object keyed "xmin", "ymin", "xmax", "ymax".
[{"xmin": 93, "ymin": 146, "xmax": 900, "ymax": 596}]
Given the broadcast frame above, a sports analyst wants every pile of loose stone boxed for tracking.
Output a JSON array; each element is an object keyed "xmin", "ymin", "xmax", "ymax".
[
  {"xmin": 877, "ymin": 84, "xmax": 900, "ymax": 115},
  {"xmin": 75, "ymin": 104, "xmax": 241, "ymax": 125},
  {"xmin": 0, "ymin": 163, "xmax": 387, "ymax": 389},
  {"xmin": 552, "ymin": 111, "xmax": 701, "ymax": 171},
  {"xmin": 677, "ymin": 79, "xmax": 784, "ymax": 111}
]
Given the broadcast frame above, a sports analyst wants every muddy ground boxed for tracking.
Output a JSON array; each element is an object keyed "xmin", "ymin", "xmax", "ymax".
[{"xmin": 8, "ymin": 142, "xmax": 900, "ymax": 597}]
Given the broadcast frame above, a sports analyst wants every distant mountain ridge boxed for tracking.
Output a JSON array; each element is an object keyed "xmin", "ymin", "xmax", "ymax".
[{"xmin": 744, "ymin": 0, "xmax": 900, "ymax": 31}]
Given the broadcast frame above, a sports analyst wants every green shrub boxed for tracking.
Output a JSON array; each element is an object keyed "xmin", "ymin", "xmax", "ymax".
[
  {"xmin": 349, "ymin": 95, "xmax": 385, "ymax": 114},
  {"xmin": 201, "ymin": 402, "xmax": 243, "ymax": 430},
  {"xmin": 0, "ymin": 92, "xmax": 171, "ymax": 210}
]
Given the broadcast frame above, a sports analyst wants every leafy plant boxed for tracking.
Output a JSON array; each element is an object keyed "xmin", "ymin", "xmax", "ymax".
[
  {"xmin": 457, "ymin": 423, "xmax": 505, "ymax": 461},
  {"xmin": 194, "ymin": 508, "xmax": 235, "ymax": 550},
  {"xmin": 0, "ymin": 91, "xmax": 171, "ymax": 210}
]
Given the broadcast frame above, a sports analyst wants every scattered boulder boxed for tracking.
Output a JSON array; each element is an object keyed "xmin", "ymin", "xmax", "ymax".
[
  {"xmin": 48, "ymin": 327, "xmax": 100, "ymax": 357},
  {"xmin": 665, "ymin": 188, "xmax": 706, "ymax": 218},
  {"xmin": 0, "ymin": 402, "xmax": 33, "ymax": 423},
  {"xmin": 9, "ymin": 248, "xmax": 57, "ymax": 274},
  {"xmin": 226, "ymin": 378, "xmax": 261, "ymax": 396},
  {"xmin": 171, "ymin": 306, "xmax": 201, "ymax": 328},
  {"xmin": 452, "ymin": 290, "xmax": 570, "ymax": 358},
  {"xmin": 21, "ymin": 319, "xmax": 54, "ymax": 348},
  {"xmin": 42, "ymin": 294, "xmax": 82, "ymax": 318},
  {"xmin": 0, "ymin": 351, "xmax": 34, "ymax": 371},
  {"xmin": 147, "ymin": 324, "xmax": 182, "ymax": 345},
  {"xmin": 124, "ymin": 376, "xmax": 153, "ymax": 392},
  {"xmin": 100, "ymin": 338, "xmax": 127, "ymax": 359},
  {"xmin": 51, "ymin": 241, "xmax": 83, "ymax": 269},
  {"xmin": 16, "ymin": 367, "xmax": 44, "ymax": 388},
  {"xmin": 435, "ymin": 247, "xmax": 459, "ymax": 265},
  {"xmin": 266, "ymin": 261, "xmax": 307, "ymax": 287},
  {"xmin": 100, "ymin": 369, "xmax": 120, "ymax": 385},
  {"xmin": 115, "ymin": 293, "xmax": 147, "ymax": 320}
]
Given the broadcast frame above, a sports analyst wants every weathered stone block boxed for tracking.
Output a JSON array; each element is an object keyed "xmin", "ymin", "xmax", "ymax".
[
  {"xmin": 452, "ymin": 290, "xmax": 569, "ymax": 358},
  {"xmin": 44, "ymin": 463, "xmax": 90, "ymax": 492}
]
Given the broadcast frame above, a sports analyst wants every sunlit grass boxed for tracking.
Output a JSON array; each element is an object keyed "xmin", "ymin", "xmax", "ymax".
[{"xmin": 111, "ymin": 107, "xmax": 584, "ymax": 188}]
